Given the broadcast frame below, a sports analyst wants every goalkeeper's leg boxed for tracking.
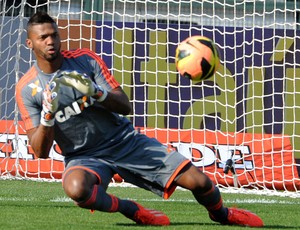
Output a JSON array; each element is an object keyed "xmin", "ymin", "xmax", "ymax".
[
  {"xmin": 62, "ymin": 167, "xmax": 169, "ymax": 226},
  {"xmin": 175, "ymin": 163, "xmax": 263, "ymax": 227}
]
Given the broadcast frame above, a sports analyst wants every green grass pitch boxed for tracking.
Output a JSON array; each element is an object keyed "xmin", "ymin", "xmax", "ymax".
[{"xmin": 1, "ymin": 179, "xmax": 300, "ymax": 229}]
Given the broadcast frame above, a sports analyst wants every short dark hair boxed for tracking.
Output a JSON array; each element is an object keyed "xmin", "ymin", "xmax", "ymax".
[
  {"xmin": 27, "ymin": 12, "xmax": 57, "ymax": 37},
  {"xmin": 27, "ymin": 12, "xmax": 56, "ymax": 28}
]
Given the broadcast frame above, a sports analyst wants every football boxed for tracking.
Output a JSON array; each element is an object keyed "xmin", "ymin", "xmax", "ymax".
[{"xmin": 175, "ymin": 35, "xmax": 220, "ymax": 81}]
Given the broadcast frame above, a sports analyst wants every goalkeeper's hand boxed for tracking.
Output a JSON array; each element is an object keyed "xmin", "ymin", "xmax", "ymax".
[
  {"xmin": 40, "ymin": 79, "xmax": 60, "ymax": 127},
  {"xmin": 56, "ymin": 71, "xmax": 108, "ymax": 102}
]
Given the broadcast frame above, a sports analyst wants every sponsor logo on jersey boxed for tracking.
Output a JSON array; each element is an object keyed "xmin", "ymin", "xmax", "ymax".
[{"xmin": 55, "ymin": 96, "xmax": 95, "ymax": 122}]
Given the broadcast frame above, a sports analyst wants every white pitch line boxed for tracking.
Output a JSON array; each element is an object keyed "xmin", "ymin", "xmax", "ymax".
[
  {"xmin": 1, "ymin": 196, "xmax": 299, "ymax": 205},
  {"xmin": 224, "ymin": 198, "xmax": 300, "ymax": 205},
  {"xmin": 0, "ymin": 197, "xmax": 34, "ymax": 202},
  {"xmin": 50, "ymin": 197, "xmax": 72, "ymax": 202},
  {"xmin": 49, "ymin": 197, "xmax": 300, "ymax": 205},
  {"xmin": 135, "ymin": 198, "xmax": 300, "ymax": 205}
]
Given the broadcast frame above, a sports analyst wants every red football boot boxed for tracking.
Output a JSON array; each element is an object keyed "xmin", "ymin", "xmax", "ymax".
[
  {"xmin": 210, "ymin": 208, "xmax": 264, "ymax": 227},
  {"xmin": 131, "ymin": 203, "xmax": 170, "ymax": 226}
]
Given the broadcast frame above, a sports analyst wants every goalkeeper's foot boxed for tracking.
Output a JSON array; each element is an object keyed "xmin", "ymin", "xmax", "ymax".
[
  {"xmin": 130, "ymin": 203, "xmax": 170, "ymax": 226},
  {"xmin": 210, "ymin": 208, "xmax": 264, "ymax": 227}
]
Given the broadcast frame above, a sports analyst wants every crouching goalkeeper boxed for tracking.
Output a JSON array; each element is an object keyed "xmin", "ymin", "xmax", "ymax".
[{"xmin": 16, "ymin": 12, "xmax": 264, "ymax": 227}]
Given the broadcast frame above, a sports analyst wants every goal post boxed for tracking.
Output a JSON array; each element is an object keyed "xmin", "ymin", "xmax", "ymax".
[{"xmin": 1, "ymin": 0, "xmax": 300, "ymax": 196}]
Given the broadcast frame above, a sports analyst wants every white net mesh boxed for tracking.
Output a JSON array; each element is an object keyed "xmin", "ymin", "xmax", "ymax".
[{"xmin": 0, "ymin": 0, "xmax": 300, "ymax": 196}]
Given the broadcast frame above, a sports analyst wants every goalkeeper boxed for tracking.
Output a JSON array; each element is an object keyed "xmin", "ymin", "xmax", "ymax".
[{"xmin": 16, "ymin": 12, "xmax": 263, "ymax": 227}]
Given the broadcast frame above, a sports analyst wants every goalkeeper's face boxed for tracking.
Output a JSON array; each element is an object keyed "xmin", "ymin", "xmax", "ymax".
[{"xmin": 26, "ymin": 23, "xmax": 61, "ymax": 62}]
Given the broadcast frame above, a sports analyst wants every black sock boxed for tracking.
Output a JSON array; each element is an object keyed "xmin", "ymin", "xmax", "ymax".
[
  {"xmin": 193, "ymin": 185, "xmax": 228, "ymax": 222},
  {"xmin": 76, "ymin": 184, "xmax": 139, "ymax": 218},
  {"xmin": 118, "ymin": 199, "xmax": 140, "ymax": 218}
]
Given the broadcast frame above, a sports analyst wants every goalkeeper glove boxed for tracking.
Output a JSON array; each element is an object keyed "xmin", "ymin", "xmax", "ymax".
[
  {"xmin": 40, "ymin": 80, "xmax": 60, "ymax": 127},
  {"xmin": 57, "ymin": 71, "xmax": 108, "ymax": 102}
]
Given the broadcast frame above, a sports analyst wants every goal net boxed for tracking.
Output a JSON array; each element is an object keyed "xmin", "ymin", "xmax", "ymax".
[{"xmin": 1, "ymin": 0, "xmax": 300, "ymax": 197}]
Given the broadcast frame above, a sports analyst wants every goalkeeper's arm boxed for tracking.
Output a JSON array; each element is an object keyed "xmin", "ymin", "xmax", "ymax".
[
  {"xmin": 98, "ymin": 86, "xmax": 132, "ymax": 115},
  {"xmin": 26, "ymin": 125, "xmax": 54, "ymax": 159},
  {"xmin": 26, "ymin": 78, "xmax": 60, "ymax": 158}
]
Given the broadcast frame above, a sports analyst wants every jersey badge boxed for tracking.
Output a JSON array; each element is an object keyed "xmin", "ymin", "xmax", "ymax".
[{"xmin": 28, "ymin": 80, "xmax": 42, "ymax": 96}]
